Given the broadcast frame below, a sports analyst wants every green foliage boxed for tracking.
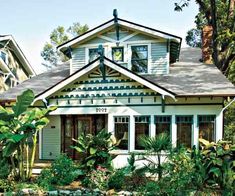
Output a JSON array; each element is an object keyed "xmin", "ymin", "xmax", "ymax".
[
  {"xmin": 37, "ymin": 168, "xmax": 54, "ymax": 190},
  {"xmin": 82, "ymin": 166, "xmax": 110, "ymax": 190},
  {"xmin": 139, "ymin": 133, "xmax": 171, "ymax": 179},
  {"xmin": 41, "ymin": 23, "xmax": 89, "ymax": 67},
  {"xmin": 72, "ymin": 129, "xmax": 115, "ymax": 171},
  {"xmin": 0, "ymin": 156, "xmax": 11, "ymax": 179},
  {"xmin": 107, "ymin": 168, "xmax": 126, "ymax": 190},
  {"xmin": 224, "ymin": 101, "xmax": 235, "ymax": 143},
  {"xmin": 0, "ymin": 89, "xmax": 56, "ymax": 181},
  {"xmin": 0, "ymin": 179, "xmax": 14, "ymax": 192},
  {"xmin": 38, "ymin": 154, "xmax": 78, "ymax": 189},
  {"xmin": 186, "ymin": 28, "xmax": 202, "ymax": 48},
  {"xmin": 199, "ymin": 139, "xmax": 235, "ymax": 192}
]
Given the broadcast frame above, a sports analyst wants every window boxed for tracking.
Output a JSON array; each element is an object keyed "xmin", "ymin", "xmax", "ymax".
[
  {"xmin": 112, "ymin": 47, "xmax": 124, "ymax": 62},
  {"xmin": 155, "ymin": 116, "xmax": 171, "ymax": 137},
  {"xmin": 0, "ymin": 51, "xmax": 8, "ymax": 64},
  {"xmin": 88, "ymin": 48, "xmax": 99, "ymax": 62},
  {"xmin": 135, "ymin": 116, "xmax": 150, "ymax": 150},
  {"xmin": 176, "ymin": 116, "xmax": 193, "ymax": 148},
  {"xmin": 131, "ymin": 45, "xmax": 148, "ymax": 73},
  {"xmin": 114, "ymin": 117, "xmax": 129, "ymax": 150},
  {"xmin": 198, "ymin": 115, "xmax": 215, "ymax": 142}
]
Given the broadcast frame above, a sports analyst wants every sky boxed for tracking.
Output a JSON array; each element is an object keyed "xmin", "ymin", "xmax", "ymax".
[{"xmin": 0, "ymin": 0, "xmax": 198, "ymax": 73}]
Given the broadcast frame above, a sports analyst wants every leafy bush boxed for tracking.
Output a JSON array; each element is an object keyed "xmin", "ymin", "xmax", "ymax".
[
  {"xmin": 82, "ymin": 165, "xmax": 110, "ymax": 190},
  {"xmin": 0, "ymin": 155, "xmax": 11, "ymax": 179},
  {"xmin": 0, "ymin": 179, "xmax": 14, "ymax": 192},
  {"xmin": 37, "ymin": 154, "xmax": 78, "ymax": 189},
  {"xmin": 72, "ymin": 129, "xmax": 115, "ymax": 171},
  {"xmin": 108, "ymin": 168, "xmax": 126, "ymax": 190}
]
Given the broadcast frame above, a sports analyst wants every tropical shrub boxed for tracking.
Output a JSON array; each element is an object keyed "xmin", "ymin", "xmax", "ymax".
[
  {"xmin": 0, "ymin": 154, "xmax": 11, "ymax": 179},
  {"xmin": 0, "ymin": 179, "xmax": 14, "ymax": 192},
  {"xmin": 107, "ymin": 168, "xmax": 126, "ymax": 190},
  {"xmin": 72, "ymin": 129, "xmax": 115, "ymax": 171},
  {"xmin": 139, "ymin": 133, "xmax": 171, "ymax": 179},
  {"xmin": 0, "ymin": 89, "xmax": 56, "ymax": 181},
  {"xmin": 37, "ymin": 154, "xmax": 79, "ymax": 189},
  {"xmin": 199, "ymin": 139, "xmax": 235, "ymax": 193},
  {"xmin": 82, "ymin": 165, "xmax": 110, "ymax": 190}
]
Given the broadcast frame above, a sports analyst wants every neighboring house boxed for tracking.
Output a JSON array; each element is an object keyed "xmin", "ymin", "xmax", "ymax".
[
  {"xmin": 0, "ymin": 12, "xmax": 235, "ymax": 168},
  {"xmin": 0, "ymin": 35, "xmax": 36, "ymax": 92}
]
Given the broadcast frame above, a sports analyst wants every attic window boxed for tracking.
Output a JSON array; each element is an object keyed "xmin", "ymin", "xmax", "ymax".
[
  {"xmin": 131, "ymin": 45, "xmax": 148, "ymax": 73},
  {"xmin": 89, "ymin": 48, "xmax": 99, "ymax": 62},
  {"xmin": 112, "ymin": 47, "xmax": 124, "ymax": 62}
]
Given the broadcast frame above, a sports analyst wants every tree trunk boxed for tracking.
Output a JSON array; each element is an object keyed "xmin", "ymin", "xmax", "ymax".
[
  {"xmin": 26, "ymin": 141, "xmax": 29, "ymax": 179},
  {"xmin": 157, "ymin": 153, "xmax": 162, "ymax": 179}
]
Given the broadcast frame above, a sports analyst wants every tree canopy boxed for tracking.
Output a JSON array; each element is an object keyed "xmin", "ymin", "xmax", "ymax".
[
  {"xmin": 175, "ymin": 0, "xmax": 235, "ymax": 77},
  {"xmin": 41, "ymin": 23, "xmax": 89, "ymax": 68}
]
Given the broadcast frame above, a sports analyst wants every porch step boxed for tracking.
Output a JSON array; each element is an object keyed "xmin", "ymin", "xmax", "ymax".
[{"xmin": 32, "ymin": 161, "xmax": 52, "ymax": 175}]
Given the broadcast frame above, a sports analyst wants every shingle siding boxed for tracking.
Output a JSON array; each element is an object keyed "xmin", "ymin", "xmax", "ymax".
[
  {"xmin": 151, "ymin": 42, "xmax": 168, "ymax": 74},
  {"xmin": 71, "ymin": 47, "xmax": 86, "ymax": 73}
]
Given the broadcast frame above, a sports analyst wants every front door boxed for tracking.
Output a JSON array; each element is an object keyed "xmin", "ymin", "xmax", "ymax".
[{"xmin": 61, "ymin": 115, "xmax": 105, "ymax": 159}]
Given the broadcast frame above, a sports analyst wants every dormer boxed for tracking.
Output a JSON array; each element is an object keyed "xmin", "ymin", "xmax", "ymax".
[{"xmin": 58, "ymin": 10, "xmax": 181, "ymax": 75}]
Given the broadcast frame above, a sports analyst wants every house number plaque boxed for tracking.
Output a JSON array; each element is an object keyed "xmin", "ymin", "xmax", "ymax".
[{"xmin": 96, "ymin": 107, "xmax": 108, "ymax": 113}]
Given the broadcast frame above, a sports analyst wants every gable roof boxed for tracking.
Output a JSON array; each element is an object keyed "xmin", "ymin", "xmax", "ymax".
[
  {"xmin": 57, "ymin": 18, "xmax": 182, "ymax": 63},
  {"xmin": 0, "ymin": 35, "xmax": 36, "ymax": 76},
  {"xmin": 34, "ymin": 57, "xmax": 176, "ymax": 102},
  {"xmin": 0, "ymin": 48, "xmax": 234, "ymax": 102}
]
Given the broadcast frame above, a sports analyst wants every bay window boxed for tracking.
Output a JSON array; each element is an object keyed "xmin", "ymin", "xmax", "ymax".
[
  {"xmin": 114, "ymin": 116, "xmax": 129, "ymax": 150},
  {"xmin": 131, "ymin": 45, "xmax": 148, "ymax": 73},
  {"xmin": 198, "ymin": 115, "xmax": 215, "ymax": 142},
  {"xmin": 135, "ymin": 116, "xmax": 150, "ymax": 150},
  {"xmin": 176, "ymin": 116, "xmax": 193, "ymax": 148}
]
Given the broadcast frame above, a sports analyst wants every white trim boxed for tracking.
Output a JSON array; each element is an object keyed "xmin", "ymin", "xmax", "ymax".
[
  {"xmin": 119, "ymin": 32, "xmax": 139, "ymax": 42},
  {"xmin": 97, "ymin": 35, "xmax": 116, "ymax": 43},
  {"xmin": 57, "ymin": 19, "xmax": 180, "ymax": 51},
  {"xmin": 35, "ymin": 57, "xmax": 175, "ymax": 103},
  {"xmin": 34, "ymin": 60, "xmax": 100, "ymax": 102},
  {"xmin": 58, "ymin": 21, "xmax": 115, "ymax": 51}
]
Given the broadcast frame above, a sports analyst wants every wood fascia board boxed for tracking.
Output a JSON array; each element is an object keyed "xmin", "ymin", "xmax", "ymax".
[
  {"xmin": 103, "ymin": 59, "xmax": 176, "ymax": 99},
  {"xmin": 34, "ymin": 60, "xmax": 100, "ymax": 102},
  {"xmin": 118, "ymin": 20, "xmax": 180, "ymax": 42},
  {"xmin": 58, "ymin": 21, "xmax": 115, "ymax": 51}
]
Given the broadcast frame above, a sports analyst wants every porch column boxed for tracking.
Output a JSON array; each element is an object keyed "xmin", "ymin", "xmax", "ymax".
[
  {"xmin": 171, "ymin": 115, "xmax": 177, "ymax": 147},
  {"xmin": 129, "ymin": 115, "xmax": 135, "ymax": 152},
  {"xmin": 108, "ymin": 114, "xmax": 114, "ymax": 134},
  {"xmin": 193, "ymin": 114, "xmax": 199, "ymax": 148},
  {"xmin": 150, "ymin": 115, "xmax": 155, "ymax": 138},
  {"xmin": 39, "ymin": 129, "xmax": 42, "ymax": 159},
  {"xmin": 216, "ymin": 112, "xmax": 223, "ymax": 141}
]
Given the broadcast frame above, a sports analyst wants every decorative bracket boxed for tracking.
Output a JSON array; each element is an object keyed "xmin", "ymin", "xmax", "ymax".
[
  {"xmin": 98, "ymin": 44, "xmax": 106, "ymax": 80},
  {"xmin": 113, "ymin": 9, "xmax": 119, "ymax": 46}
]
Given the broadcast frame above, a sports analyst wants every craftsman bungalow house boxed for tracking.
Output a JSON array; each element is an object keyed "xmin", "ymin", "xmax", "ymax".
[{"xmin": 0, "ymin": 11, "xmax": 235, "ymax": 167}]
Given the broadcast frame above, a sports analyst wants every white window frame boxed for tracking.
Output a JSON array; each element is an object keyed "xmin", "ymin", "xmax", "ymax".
[{"xmin": 127, "ymin": 43, "xmax": 151, "ymax": 74}]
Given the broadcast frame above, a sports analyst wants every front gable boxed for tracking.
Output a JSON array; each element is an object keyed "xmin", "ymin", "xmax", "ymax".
[{"xmin": 35, "ymin": 58, "xmax": 175, "ymax": 107}]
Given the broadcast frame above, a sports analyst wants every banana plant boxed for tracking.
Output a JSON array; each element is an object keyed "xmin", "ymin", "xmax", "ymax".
[{"xmin": 0, "ymin": 89, "xmax": 56, "ymax": 181}]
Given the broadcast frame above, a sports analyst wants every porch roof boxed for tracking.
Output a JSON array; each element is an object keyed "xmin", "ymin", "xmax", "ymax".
[{"xmin": 0, "ymin": 48, "xmax": 235, "ymax": 102}]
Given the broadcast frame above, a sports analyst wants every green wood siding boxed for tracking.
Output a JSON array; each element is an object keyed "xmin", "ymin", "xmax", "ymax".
[
  {"xmin": 151, "ymin": 42, "xmax": 168, "ymax": 74},
  {"xmin": 83, "ymin": 37, "xmax": 107, "ymax": 45},
  {"xmin": 71, "ymin": 47, "xmax": 86, "ymax": 73},
  {"xmin": 42, "ymin": 116, "xmax": 61, "ymax": 159},
  {"xmin": 125, "ymin": 33, "xmax": 157, "ymax": 42}
]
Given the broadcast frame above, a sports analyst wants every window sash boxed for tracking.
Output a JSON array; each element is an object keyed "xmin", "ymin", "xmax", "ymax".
[
  {"xmin": 112, "ymin": 47, "xmax": 124, "ymax": 62},
  {"xmin": 131, "ymin": 45, "xmax": 148, "ymax": 73}
]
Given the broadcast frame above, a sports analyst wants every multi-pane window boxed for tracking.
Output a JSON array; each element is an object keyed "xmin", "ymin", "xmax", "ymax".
[
  {"xmin": 135, "ymin": 116, "xmax": 150, "ymax": 150},
  {"xmin": 198, "ymin": 115, "xmax": 215, "ymax": 142},
  {"xmin": 176, "ymin": 116, "xmax": 193, "ymax": 148},
  {"xmin": 131, "ymin": 45, "xmax": 148, "ymax": 73},
  {"xmin": 112, "ymin": 47, "xmax": 124, "ymax": 62},
  {"xmin": 89, "ymin": 48, "xmax": 99, "ymax": 62},
  {"xmin": 155, "ymin": 116, "xmax": 171, "ymax": 137},
  {"xmin": 114, "ymin": 117, "xmax": 129, "ymax": 150}
]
